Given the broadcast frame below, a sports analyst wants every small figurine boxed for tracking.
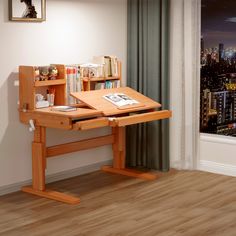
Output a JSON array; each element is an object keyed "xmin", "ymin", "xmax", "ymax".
[
  {"xmin": 34, "ymin": 67, "xmax": 40, "ymax": 81},
  {"xmin": 39, "ymin": 66, "xmax": 49, "ymax": 81},
  {"xmin": 48, "ymin": 66, "xmax": 58, "ymax": 80}
]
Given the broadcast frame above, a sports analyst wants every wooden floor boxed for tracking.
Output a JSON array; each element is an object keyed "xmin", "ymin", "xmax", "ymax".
[{"xmin": 1, "ymin": 170, "xmax": 236, "ymax": 236}]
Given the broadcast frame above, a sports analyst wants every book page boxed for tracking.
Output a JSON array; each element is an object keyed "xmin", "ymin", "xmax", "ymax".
[{"xmin": 103, "ymin": 93, "xmax": 139, "ymax": 107}]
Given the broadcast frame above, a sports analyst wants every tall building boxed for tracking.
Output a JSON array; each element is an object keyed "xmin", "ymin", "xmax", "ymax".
[
  {"xmin": 219, "ymin": 43, "xmax": 224, "ymax": 62},
  {"xmin": 201, "ymin": 37, "xmax": 204, "ymax": 54},
  {"xmin": 206, "ymin": 54, "xmax": 212, "ymax": 65},
  {"xmin": 201, "ymin": 37, "xmax": 205, "ymax": 64}
]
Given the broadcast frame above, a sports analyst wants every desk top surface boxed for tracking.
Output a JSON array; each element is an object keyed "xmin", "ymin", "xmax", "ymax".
[
  {"xmin": 71, "ymin": 87, "xmax": 161, "ymax": 116},
  {"xmin": 33, "ymin": 107, "xmax": 102, "ymax": 119}
]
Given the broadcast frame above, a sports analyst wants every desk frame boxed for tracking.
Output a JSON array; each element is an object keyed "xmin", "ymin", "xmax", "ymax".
[{"xmin": 22, "ymin": 124, "xmax": 158, "ymax": 205}]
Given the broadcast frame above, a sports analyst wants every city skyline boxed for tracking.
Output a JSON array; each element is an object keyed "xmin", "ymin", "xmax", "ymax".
[{"xmin": 202, "ymin": 0, "xmax": 236, "ymax": 48}]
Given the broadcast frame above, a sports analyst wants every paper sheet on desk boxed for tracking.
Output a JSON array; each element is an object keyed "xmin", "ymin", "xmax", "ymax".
[{"xmin": 103, "ymin": 93, "xmax": 139, "ymax": 107}]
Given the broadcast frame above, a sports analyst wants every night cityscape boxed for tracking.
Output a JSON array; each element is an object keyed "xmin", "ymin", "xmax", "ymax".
[{"xmin": 200, "ymin": 0, "xmax": 236, "ymax": 136}]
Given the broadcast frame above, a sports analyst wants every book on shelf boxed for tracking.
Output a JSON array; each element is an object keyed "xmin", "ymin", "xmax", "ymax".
[
  {"xmin": 110, "ymin": 56, "xmax": 118, "ymax": 77},
  {"xmin": 103, "ymin": 93, "xmax": 139, "ymax": 107},
  {"xmin": 105, "ymin": 81, "xmax": 112, "ymax": 89},
  {"xmin": 113, "ymin": 80, "xmax": 120, "ymax": 88},
  {"xmin": 95, "ymin": 82, "xmax": 105, "ymax": 90},
  {"xmin": 94, "ymin": 80, "xmax": 120, "ymax": 90},
  {"xmin": 93, "ymin": 55, "xmax": 118, "ymax": 77},
  {"xmin": 65, "ymin": 65, "xmax": 82, "ymax": 105},
  {"xmin": 80, "ymin": 63, "xmax": 104, "ymax": 78}
]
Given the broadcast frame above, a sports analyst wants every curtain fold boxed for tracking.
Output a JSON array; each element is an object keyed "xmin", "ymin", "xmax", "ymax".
[
  {"xmin": 127, "ymin": 0, "xmax": 170, "ymax": 171},
  {"xmin": 169, "ymin": 0, "xmax": 200, "ymax": 170}
]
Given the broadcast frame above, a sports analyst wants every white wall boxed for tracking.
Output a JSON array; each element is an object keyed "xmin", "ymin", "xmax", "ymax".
[
  {"xmin": 199, "ymin": 134, "xmax": 236, "ymax": 176},
  {"xmin": 0, "ymin": 0, "xmax": 127, "ymax": 188}
]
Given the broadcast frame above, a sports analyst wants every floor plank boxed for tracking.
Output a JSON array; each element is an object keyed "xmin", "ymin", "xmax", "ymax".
[{"xmin": 1, "ymin": 170, "xmax": 236, "ymax": 236}]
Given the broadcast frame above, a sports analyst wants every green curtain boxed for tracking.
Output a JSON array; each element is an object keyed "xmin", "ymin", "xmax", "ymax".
[{"xmin": 126, "ymin": 0, "xmax": 170, "ymax": 171}]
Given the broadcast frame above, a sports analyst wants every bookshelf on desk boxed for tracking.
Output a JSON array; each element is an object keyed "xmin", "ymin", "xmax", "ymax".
[
  {"xmin": 81, "ymin": 61, "xmax": 122, "ymax": 91},
  {"xmin": 19, "ymin": 64, "xmax": 172, "ymax": 205}
]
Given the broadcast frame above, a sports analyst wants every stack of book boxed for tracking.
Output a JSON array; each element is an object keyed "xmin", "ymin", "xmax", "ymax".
[
  {"xmin": 65, "ymin": 65, "xmax": 82, "ymax": 105},
  {"xmin": 80, "ymin": 55, "xmax": 118, "ymax": 78},
  {"xmin": 80, "ymin": 63, "xmax": 104, "ymax": 78},
  {"xmin": 93, "ymin": 55, "xmax": 118, "ymax": 77},
  {"xmin": 94, "ymin": 80, "xmax": 120, "ymax": 90}
]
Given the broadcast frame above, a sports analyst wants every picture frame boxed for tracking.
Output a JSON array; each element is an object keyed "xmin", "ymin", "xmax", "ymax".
[{"xmin": 9, "ymin": 0, "xmax": 46, "ymax": 22}]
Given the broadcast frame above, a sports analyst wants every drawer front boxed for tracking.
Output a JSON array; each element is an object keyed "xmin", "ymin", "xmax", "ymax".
[
  {"xmin": 20, "ymin": 111, "xmax": 72, "ymax": 130},
  {"xmin": 109, "ymin": 110, "xmax": 172, "ymax": 127},
  {"xmin": 73, "ymin": 117, "xmax": 109, "ymax": 130}
]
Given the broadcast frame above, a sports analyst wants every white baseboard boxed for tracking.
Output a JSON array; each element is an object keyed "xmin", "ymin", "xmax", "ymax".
[
  {"xmin": 200, "ymin": 133, "xmax": 236, "ymax": 145},
  {"xmin": 198, "ymin": 160, "xmax": 236, "ymax": 177},
  {"xmin": 0, "ymin": 160, "xmax": 112, "ymax": 196}
]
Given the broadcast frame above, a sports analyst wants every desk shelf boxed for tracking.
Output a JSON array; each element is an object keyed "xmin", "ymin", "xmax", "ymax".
[
  {"xmin": 82, "ymin": 76, "xmax": 120, "ymax": 82},
  {"xmin": 34, "ymin": 79, "xmax": 66, "ymax": 87},
  {"xmin": 82, "ymin": 61, "xmax": 122, "ymax": 91},
  {"xmin": 19, "ymin": 65, "xmax": 66, "ymax": 110}
]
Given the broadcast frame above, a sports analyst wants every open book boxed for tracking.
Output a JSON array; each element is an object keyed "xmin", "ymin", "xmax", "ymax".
[{"xmin": 103, "ymin": 93, "xmax": 139, "ymax": 107}]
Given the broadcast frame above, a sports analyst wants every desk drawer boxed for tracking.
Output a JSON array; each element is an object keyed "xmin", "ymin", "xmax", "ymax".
[
  {"xmin": 20, "ymin": 111, "xmax": 72, "ymax": 130},
  {"xmin": 109, "ymin": 110, "xmax": 172, "ymax": 127},
  {"xmin": 73, "ymin": 117, "xmax": 109, "ymax": 130}
]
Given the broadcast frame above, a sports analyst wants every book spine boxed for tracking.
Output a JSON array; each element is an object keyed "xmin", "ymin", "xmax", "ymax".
[
  {"xmin": 111, "ymin": 57, "xmax": 118, "ymax": 76},
  {"xmin": 76, "ymin": 66, "xmax": 82, "ymax": 92},
  {"xmin": 66, "ymin": 67, "xmax": 70, "ymax": 105}
]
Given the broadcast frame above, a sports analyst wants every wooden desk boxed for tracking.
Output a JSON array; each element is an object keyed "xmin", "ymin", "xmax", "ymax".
[{"xmin": 20, "ymin": 87, "xmax": 171, "ymax": 205}]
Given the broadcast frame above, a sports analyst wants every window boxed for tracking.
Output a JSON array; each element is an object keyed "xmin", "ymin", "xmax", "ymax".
[{"xmin": 200, "ymin": 0, "xmax": 236, "ymax": 136}]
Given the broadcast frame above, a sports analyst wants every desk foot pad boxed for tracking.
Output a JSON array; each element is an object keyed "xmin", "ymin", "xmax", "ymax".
[
  {"xmin": 101, "ymin": 165, "xmax": 157, "ymax": 180},
  {"xmin": 22, "ymin": 186, "xmax": 80, "ymax": 205}
]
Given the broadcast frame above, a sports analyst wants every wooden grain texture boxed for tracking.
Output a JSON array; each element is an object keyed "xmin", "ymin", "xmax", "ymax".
[
  {"xmin": 32, "ymin": 126, "xmax": 46, "ymax": 191},
  {"xmin": 110, "ymin": 110, "xmax": 172, "ymax": 127},
  {"xmin": 73, "ymin": 117, "xmax": 109, "ymax": 130},
  {"xmin": 33, "ymin": 126, "xmax": 46, "ymax": 169},
  {"xmin": 21, "ymin": 187, "xmax": 80, "ymax": 205},
  {"xmin": 19, "ymin": 66, "xmax": 36, "ymax": 110},
  {"xmin": 19, "ymin": 107, "xmax": 103, "ymax": 130},
  {"xmin": 112, "ymin": 127, "xmax": 126, "ymax": 169},
  {"xmin": 32, "ymin": 107, "xmax": 102, "ymax": 119},
  {"xmin": 102, "ymin": 166, "xmax": 158, "ymax": 180},
  {"xmin": 71, "ymin": 87, "xmax": 162, "ymax": 116},
  {"xmin": 20, "ymin": 111, "xmax": 72, "ymax": 130},
  {"xmin": 34, "ymin": 79, "xmax": 66, "ymax": 87},
  {"xmin": 1, "ymin": 170, "xmax": 236, "ymax": 236},
  {"xmin": 46, "ymin": 135, "xmax": 114, "ymax": 158},
  {"xmin": 32, "ymin": 142, "xmax": 45, "ymax": 191}
]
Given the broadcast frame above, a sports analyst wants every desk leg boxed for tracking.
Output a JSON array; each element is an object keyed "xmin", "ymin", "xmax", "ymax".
[
  {"xmin": 22, "ymin": 126, "xmax": 80, "ymax": 205},
  {"xmin": 102, "ymin": 126, "xmax": 157, "ymax": 180},
  {"xmin": 112, "ymin": 127, "xmax": 126, "ymax": 169}
]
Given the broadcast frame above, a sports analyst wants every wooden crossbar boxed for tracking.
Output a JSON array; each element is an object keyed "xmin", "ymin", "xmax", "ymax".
[{"xmin": 46, "ymin": 135, "xmax": 114, "ymax": 158}]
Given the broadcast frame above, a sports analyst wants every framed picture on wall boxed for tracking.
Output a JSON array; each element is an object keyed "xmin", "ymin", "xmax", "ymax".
[{"xmin": 9, "ymin": 0, "xmax": 46, "ymax": 22}]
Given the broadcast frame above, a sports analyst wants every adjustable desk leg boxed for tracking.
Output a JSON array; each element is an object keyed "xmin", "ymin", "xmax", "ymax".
[
  {"xmin": 102, "ymin": 126, "xmax": 157, "ymax": 180},
  {"xmin": 22, "ymin": 126, "xmax": 80, "ymax": 205},
  {"xmin": 112, "ymin": 127, "xmax": 126, "ymax": 169}
]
